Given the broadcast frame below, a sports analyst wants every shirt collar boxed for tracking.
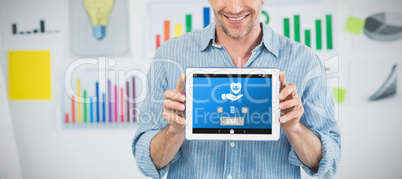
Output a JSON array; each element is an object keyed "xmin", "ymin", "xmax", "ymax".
[
  {"xmin": 199, "ymin": 22, "xmax": 217, "ymax": 51},
  {"xmin": 261, "ymin": 22, "xmax": 279, "ymax": 58},
  {"xmin": 199, "ymin": 22, "xmax": 279, "ymax": 58}
]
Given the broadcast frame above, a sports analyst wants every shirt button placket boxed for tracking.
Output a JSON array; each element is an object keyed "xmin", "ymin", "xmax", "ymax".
[{"xmin": 227, "ymin": 142, "xmax": 235, "ymax": 179}]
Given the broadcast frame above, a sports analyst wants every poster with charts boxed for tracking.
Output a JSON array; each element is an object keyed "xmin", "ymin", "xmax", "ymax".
[
  {"xmin": 350, "ymin": 59, "xmax": 402, "ymax": 106},
  {"xmin": 347, "ymin": 3, "xmax": 402, "ymax": 52},
  {"xmin": 147, "ymin": 1, "xmax": 212, "ymax": 57},
  {"xmin": 0, "ymin": 0, "xmax": 63, "ymax": 46},
  {"xmin": 147, "ymin": 0, "xmax": 338, "ymax": 61},
  {"xmin": 59, "ymin": 60, "xmax": 147, "ymax": 129},
  {"xmin": 262, "ymin": 0, "xmax": 338, "ymax": 60}
]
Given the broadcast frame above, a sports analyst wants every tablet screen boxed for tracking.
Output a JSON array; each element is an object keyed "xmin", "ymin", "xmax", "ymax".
[{"xmin": 192, "ymin": 74, "xmax": 273, "ymax": 135}]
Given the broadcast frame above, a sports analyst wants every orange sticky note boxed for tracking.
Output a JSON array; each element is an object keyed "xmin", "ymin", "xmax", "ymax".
[{"xmin": 8, "ymin": 51, "xmax": 51, "ymax": 100}]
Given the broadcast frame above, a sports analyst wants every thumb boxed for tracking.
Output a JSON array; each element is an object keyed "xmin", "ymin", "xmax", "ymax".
[
  {"xmin": 175, "ymin": 74, "xmax": 186, "ymax": 94},
  {"xmin": 280, "ymin": 72, "xmax": 287, "ymax": 91}
]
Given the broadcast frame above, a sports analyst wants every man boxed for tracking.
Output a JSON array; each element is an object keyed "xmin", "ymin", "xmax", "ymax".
[{"xmin": 132, "ymin": 0, "xmax": 341, "ymax": 178}]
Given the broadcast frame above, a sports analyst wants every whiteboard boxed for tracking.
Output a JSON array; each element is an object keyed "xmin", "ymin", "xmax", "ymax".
[{"xmin": 0, "ymin": 62, "xmax": 22, "ymax": 179}]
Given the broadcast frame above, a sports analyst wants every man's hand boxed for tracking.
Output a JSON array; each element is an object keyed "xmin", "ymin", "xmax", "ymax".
[
  {"xmin": 163, "ymin": 74, "xmax": 186, "ymax": 134},
  {"xmin": 278, "ymin": 73, "xmax": 322, "ymax": 172},
  {"xmin": 279, "ymin": 73, "xmax": 304, "ymax": 132},
  {"xmin": 150, "ymin": 74, "xmax": 186, "ymax": 170}
]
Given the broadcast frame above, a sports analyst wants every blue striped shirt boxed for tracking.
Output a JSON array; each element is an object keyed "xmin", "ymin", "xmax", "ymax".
[{"xmin": 132, "ymin": 22, "xmax": 341, "ymax": 179}]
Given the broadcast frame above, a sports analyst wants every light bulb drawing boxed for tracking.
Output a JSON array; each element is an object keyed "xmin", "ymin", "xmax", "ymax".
[{"xmin": 83, "ymin": 0, "xmax": 114, "ymax": 40}]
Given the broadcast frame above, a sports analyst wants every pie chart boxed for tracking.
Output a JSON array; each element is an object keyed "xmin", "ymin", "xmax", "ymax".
[
  {"xmin": 369, "ymin": 64, "xmax": 398, "ymax": 101},
  {"xmin": 364, "ymin": 12, "xmax": 402, "ymax": 41}
]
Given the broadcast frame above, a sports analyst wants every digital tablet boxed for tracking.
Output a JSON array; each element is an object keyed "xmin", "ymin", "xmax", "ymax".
[{"xmin": 185, "ymin": 68, "xmax": 280, "ymax": 141}]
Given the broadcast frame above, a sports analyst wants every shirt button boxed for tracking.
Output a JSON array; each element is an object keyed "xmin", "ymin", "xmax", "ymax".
[
  {"xmin": 227, "ymin": 174, "xmax": 232, "ymax": 179},
  {"xmin": 230, "ymin": 142, "xmax": 235, "ymax": 147}
]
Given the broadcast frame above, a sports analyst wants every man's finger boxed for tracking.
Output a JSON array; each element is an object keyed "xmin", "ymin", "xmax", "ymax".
[
  {"xmin": 279, "ymin": 83, "xmax": 297, "ymax": 100},
  {"xmin": 163, "ymin": 99, "xmax": 186, "ymax": 112},
  {"xmin": 163, "ymin": 111, "xmax": 186, "ymax": 127},
  {"xmin": 280, "ymin": 72, "xmax": 286, "ymax": 91},
  {"xmin": 279, "ymin": 106, "xmax": 304, "ymax": 123},
  {"xmin": 164, "ymin": 90, "xmax": 186, "ymax": 102},
  {"xmin": 174, "ymin": 74, "xmax": 186, "ymax": 94},
  {"xmin": 279, "ymin": 97, "xmax": 301, "ymax": 110}
]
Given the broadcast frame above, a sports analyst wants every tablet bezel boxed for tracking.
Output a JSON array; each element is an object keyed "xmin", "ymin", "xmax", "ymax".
[{"xmin": 185, "ymin": 68, "xmax": 280, "ymax": 141}]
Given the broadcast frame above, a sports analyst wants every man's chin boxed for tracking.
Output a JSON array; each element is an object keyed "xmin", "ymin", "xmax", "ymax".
[
  {"xmin": 227, "ymin": 33, "xmax": 246, "ymax": 39},
  {"xmin": 224, "ymin": 30, "xmax": 248, "ymax": 39},
  {"xmin": 222, "ymin": 24, "xmax": 256, "ymax": 39},
  {"xmin": 217, "ymin": 20, "xmax": 254, "ymax": 39}
]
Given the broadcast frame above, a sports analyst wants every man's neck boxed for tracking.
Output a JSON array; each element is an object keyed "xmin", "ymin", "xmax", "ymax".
[{"xmin": 215, "ymin": 22, "xmax": 263, "ymax": 67}]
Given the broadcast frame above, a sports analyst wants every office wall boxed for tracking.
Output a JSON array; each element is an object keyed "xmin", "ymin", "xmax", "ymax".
[
  {"xmin": 1, "ymin": 0, "xmax": 150, "ymax": 178},
  {"xmin": 1, "ymin": 0, "xmax": 401, "ymax": 178},
  {"xmin": 331, "ymin": 0, "xmax": 402, "ymax": 178}
]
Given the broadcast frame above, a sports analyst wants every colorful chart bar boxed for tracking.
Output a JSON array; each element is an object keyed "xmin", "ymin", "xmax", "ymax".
[
  {"xmin": 120, "ymin": 87, "xmax": 124, "ymax": 122},
  {"xmin": 305, "ymin": 30, "xmax": 311, "ymax": 47},
  {"xmin": 77, "ymin": 79, "xmax": 81, "ymax": 123},
  {"xmin": 294, "ymin": 15, "xmax": 300, "ymax": 42},
  {"xmin": 284, "ymin": 18, "xmax": 290, "ymax": 38},
  {"xmin": 114, "ymin": 85, "xmax": 118, "ymax": 123},
  {"xmin": 96, "ymin": 82, "xmax": 99, "ymax": 123},
  {"xmin": 164, "ymin": 20, "xmax": 170, "ymax": 42},
  {"xmin": 72, "ymin": 95, "xmax": 75, "ymax": 123},
  {"xmin": 186, "ymin": 14, "xmax": 192, "ymax": 33},
  {"xmin": 316, "ymin": 20, "xmax": 322, "ymax": 50},
  {"xmin": 175, "ymin": 24, "xmax": 182, "ymax": 37},
  {"xmin": 156, "ymin": 34, "xmax": 161, "ymax": 50},
  {"xmin": 203, "ymin": 7, "xmax": 210, "ymax": 28},
  {"xmin": 102, "ymin": 93, "xmax": 106, "ymax": 123},
  {"xmin": 84, "ymin": 90, "xmax": 87, "ymax": 123},
  {"xmin": 326, "ymin": 14, "xmax": 333, "ymax": 50},
  {"xmin": 108, "ymin": 80, "xmax": 112, "ymax": 122},
  {"xmin": 90, "ymin": 97, "xmax": 93, "ymax": 123},
  {"xmin": 126, "ymin": 81, "xmax": 130, "ymax": 123}
]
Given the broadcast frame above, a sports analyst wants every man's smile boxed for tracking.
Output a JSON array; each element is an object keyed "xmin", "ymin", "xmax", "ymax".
[{"xmin": 224, "ymin": 14, "xmax": 250, "ymax": 21}]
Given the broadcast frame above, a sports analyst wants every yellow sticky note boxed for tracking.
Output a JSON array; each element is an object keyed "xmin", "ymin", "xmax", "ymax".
[
  {"xmin": 8, "ymin": 51, "xmax": 51, "ymax": 100},
  {"xmin": 345, "ymin": 16, "xmax": 366, "ymax": 35},
  {"xmin": 333, "ymin": 88, "xmax": 346, "ymax": 103}
]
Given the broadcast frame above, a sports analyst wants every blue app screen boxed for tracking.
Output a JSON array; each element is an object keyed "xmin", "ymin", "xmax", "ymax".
[{"xmin": 192, "ymin": 74, "xmax": 272, "ymax": 134}]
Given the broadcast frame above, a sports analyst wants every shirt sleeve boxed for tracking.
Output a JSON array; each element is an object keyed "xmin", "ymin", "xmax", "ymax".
[
  {"xmin": 131, "ymin": 55, "xmax": 181, "ymax": 179},
  {"xmin": 288, "ymin": 55, "xmax": 341, "ymax": 178}
]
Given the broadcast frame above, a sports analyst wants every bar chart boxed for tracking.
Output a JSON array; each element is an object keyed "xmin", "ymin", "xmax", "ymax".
[
  {"xmin": 154, "ymin": 6, "xmax": 212, "ymax": 50},
  {"xmin": 11, "ymin": 20, "xmax": 59, "ymax": 35},
  {"xmin": 262, "ymin": 0, "xmax": 338, "ymax": 59},
  {"xmin": 148, "ymin": 2, "xmax": 212, "ymax": 54},
  {"xmin": 282, "ymin": 14, "xmax": 333, "ymax": 50},
  {"xmin": 62, "ymin": 67, "xmax": 137, "ymax": 128},
  {"xmin": 148, "ymin": 0, "xmax": 338, "ymax": 59}
]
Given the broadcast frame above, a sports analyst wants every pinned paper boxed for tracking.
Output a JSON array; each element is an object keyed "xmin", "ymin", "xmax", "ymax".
[
  {"xmin": 8, "ymin": 51, "xmax": 51, "ymax": 100},
  {"xmin": 333, "ymin": 88, "xmax": 346, "ymax": 103},
  {"xmin": 345, "ymin": 16, "xmax": 366, "ymax": 35}
]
